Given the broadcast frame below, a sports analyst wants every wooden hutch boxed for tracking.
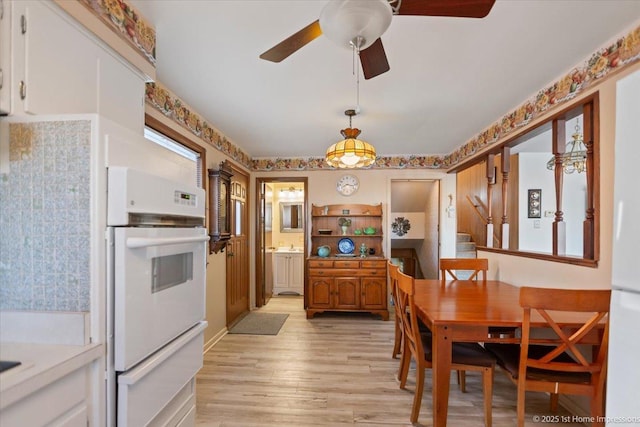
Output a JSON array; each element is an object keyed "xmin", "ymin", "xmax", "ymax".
[{"xmin": 306, "ymin": 203, "xmax": 388, "ymax": 320}]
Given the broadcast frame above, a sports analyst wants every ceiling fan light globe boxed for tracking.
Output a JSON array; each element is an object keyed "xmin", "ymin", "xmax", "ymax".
[{"xmin": 319, "ymin": 0, "xmax": 392, "ymax": 50}]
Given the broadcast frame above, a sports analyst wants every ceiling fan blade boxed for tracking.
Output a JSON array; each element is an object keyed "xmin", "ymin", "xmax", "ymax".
[
  {"xmin": 395, "ymin": 0, "xmax": 496, "ymax": 18},
  {"xmin": 360, "ymin": 38, "xmax": 390, "ymax": 80},
  {"xmin": 259, "ymin": 20, "xmax": 323, "ymax": 63}
]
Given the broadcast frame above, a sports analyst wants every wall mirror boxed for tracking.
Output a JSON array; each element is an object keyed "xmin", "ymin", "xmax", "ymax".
[
  {"xmin": 208, "ymin": 160, "xmax": 233, "ymax": 253},
  {"xmin": 280, "ymin": 202, "xmax": 303, "ymax": 232},
  {"xmin": 455, "ymin": 94, "xmax": 598, "ymax": 266}
]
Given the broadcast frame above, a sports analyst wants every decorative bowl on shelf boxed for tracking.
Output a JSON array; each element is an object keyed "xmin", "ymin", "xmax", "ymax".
[
  {"xmin": 317, "ymin": 245, "xmax": 331, "ymax": 257},
  {"xmin": 354, "ymin": 228, "xmax": 362, "ymax": 235},
  {"xmin": 318, "ymin": 229, "xmax": 333, "ymax": 235},
  {"xmin": 363, "ymin": 226, "xmax": 376, "ymax": 235}
]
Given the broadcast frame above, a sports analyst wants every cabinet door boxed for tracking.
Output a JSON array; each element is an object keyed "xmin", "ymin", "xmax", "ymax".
[
  {"xmin": 16, "ymin": 1, "xmax": 98, "ymax": 115},
  {"xmin": 308, "ymin": 277, "xmax": 332, "ymax": 308},
  {"xmin": 361, "ymin": 277, "xmax": 387, "ymax": 309},
  {"xmin": 0, "ymin": 0, "xmax": 11, "ymax": 114},
  {"xmin": 334, "ymin": 277, "xmax": 360, "ymax": 309},
  {"xmin": 289, "ymin": 253, "xmax": 304, "ymax": 288},
  {"xmin": 273, "ymin": 253, "xmax": 289, "ymax": 288}
]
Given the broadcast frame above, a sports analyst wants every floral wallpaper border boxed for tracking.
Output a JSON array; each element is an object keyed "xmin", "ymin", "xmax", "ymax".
[
  {"xmin": 80, "ymin": 0, "xmax": 156, "ymax": 65},
  {"xmin": 145, "ymin": 82, "xmax": 252, "ymax": 168},
  {"xmin": 144, "ymin": 21, "xmax": 640, "ymax": 172}
]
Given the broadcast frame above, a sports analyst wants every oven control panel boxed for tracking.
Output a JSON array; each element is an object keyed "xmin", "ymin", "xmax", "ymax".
[
  {"xmin": 174, "ymin": 191, "xmax": 197, "ymax": 207},
  {"xmin": 108, "ymin": 167, "xmax": 205, "ymax": 226}
]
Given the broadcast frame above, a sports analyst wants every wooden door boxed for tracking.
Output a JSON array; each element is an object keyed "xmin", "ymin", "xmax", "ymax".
[{"xmin": 226, "ymin": 165, "xmax": 249, "ymax": 326}]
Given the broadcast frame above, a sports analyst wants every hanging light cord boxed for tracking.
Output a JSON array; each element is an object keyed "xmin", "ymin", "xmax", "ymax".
[{"xmin": 351, "ymin": 37, "xmax": 362, "ymax": 113}]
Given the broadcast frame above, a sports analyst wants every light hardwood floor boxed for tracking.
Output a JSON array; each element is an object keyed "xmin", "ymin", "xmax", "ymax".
[{"xmin": 196, "ymin": 296, "xmax": 584, "ymax": 426}]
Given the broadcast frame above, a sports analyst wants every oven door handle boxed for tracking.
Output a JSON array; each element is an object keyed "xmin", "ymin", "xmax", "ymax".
[{"xmin": 126, "ymin": 235, "xmax": 210, "ymax": 249}]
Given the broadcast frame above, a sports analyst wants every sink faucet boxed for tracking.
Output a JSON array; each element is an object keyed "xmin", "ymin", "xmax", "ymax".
[{"xmin": 290, "ymin": 243, "xmax": 294, "ymax": 250}]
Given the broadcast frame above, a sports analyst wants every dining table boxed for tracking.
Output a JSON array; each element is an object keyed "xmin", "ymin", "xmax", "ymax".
[{"xmin": 412, "ymin": 279, "xmax": 602, "ymax": 427}]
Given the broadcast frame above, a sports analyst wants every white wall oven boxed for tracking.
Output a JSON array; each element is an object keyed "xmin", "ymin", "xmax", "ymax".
[{"xmin": 106, "ymin": 167, "xmax": 208, "ymax": 426}]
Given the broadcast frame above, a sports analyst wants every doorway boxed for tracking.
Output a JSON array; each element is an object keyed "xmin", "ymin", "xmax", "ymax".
[
  {"xmin": 255, "ymin": 177, "xmax": 308, "ymax": 308},
  {"xmin": 389, "ymin": 179, "xmax": 440, "ymax": 279}
]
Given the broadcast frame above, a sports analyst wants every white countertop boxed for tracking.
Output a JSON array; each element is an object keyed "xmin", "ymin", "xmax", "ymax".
[{"xmin": 0, "ymin": 342, "xmax": 103, "ymax": 409}]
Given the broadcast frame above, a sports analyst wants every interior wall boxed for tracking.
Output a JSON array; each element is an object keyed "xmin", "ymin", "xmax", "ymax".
[{"xmin": 251, "ymin": 169, "xmax": 456, "ymax": 306}]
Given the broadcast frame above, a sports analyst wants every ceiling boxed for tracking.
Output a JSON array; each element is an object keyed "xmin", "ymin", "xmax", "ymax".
[{"xmin": 130, "ymin": 1, "xmax": 640, "ymax": 161}]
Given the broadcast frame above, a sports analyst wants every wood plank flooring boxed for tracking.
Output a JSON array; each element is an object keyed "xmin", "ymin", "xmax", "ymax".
[{"xmin": 196, "ymin": 296, "xmax": 584, "ymax": 426}]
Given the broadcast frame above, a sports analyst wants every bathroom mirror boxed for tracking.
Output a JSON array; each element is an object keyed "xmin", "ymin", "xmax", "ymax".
[{"xmin": 280, "ymin": 202, "xmax": 303, "ymax": 233}]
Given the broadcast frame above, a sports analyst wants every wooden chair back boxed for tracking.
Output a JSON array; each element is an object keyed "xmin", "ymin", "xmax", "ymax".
[
  {"xmin": 395, "ymin": 270, "xmax": 423, "ymax": 366},
  {"xmin": 517, "ymin": 287, "xmax": 611, "ymax": 427},
  {"xmin": 440, "ymin": 258, "xmax": 488, "ymax": 281},
  {"xmin": 388, "ymin": 261, "xmax": 402, "ymax": 359}
]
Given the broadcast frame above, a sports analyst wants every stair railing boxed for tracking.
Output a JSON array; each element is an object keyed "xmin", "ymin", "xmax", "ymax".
[{"xmin": 465, "ymin": 195, "xmax": 500, "ymax": 247}]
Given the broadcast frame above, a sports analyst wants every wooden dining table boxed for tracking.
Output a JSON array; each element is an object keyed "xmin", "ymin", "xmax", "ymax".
[{"xmin": 412, "ymin": 279, "xmax": 600, "ymax": 427}]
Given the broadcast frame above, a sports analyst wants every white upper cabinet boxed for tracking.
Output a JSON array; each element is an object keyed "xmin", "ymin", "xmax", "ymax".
[
  {"xmin": 0, "ymin": 0, "xmax": 11, "ymax": 114},
  {"xmin": 7, "ymin": 1, "xmax": 145, "ymax": 132}
]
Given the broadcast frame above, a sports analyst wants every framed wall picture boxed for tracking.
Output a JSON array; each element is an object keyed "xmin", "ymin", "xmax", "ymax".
[{"xmin": 528, "ymin": 189, "xmax": 541, "ymax": 218}]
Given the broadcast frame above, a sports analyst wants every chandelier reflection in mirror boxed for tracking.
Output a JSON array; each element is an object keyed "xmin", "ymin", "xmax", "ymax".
[
  {"xmin": 546, "ymin": 118, "xmax": 587, "ymax": 174},
  {"xmin": 325, "ymin": 109, "xmax": 377, "ymax": 169}
]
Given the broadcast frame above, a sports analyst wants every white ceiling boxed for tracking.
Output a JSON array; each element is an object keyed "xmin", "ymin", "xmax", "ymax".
[{"xmin": 130, "ymin": 0, "xmax": 640, "ymax": 161}]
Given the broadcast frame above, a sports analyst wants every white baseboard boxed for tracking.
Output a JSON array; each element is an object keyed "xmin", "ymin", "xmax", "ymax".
[{"xmin": 203, "ymin": 327, "xmax": 227, "ymax": 355}]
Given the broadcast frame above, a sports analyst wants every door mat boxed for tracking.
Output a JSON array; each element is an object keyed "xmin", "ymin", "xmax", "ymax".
[{"xmin": 228, "ymin": 312, "xmax": 289, "ymax": 335}]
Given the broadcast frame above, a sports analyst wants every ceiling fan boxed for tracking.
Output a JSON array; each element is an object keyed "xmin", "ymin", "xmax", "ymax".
[{"xmin": 259, "ymin": 0, "xmax": 496, "ymax": 80}]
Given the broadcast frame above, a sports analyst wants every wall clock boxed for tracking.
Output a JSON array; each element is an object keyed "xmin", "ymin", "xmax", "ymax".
[{"xmin": 336, "ymin": 174, "xmax": 359, "ymax": 196}]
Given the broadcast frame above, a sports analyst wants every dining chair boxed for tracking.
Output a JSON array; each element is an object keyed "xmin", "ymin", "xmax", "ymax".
[
  {"xmin": 486, "ymin": 287, "xmax": 611, "ymax": 427},
  {"xmin": 396, "ymin": 269, "xmax": 496, "ymax": 426},
  {"xmin": 388, "ymin": 261, "xmax": 403, "ymax": 360},
  {"xmin": 439, "ymin": 257, "xmax": 514, "ymax": 389},
  {"xmin": 439, "ymin": 257, "xmax": 488, "ymax": 281}
]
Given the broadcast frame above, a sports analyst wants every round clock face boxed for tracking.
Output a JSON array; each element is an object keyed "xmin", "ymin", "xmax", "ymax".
[{"xmin": 336, "ymin": 175, "xmax": 359, "ymax": 196}]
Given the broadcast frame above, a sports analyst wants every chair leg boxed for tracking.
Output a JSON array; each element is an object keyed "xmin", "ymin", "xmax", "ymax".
[
  {"xmin": 458, "ymin": 370, "xmax": 467, "ymax": 392},
  {"xmin": 392, "ymin": 317, "xmax": 402, "ymax": 359},
  {"xmin": 516, "ymin": 378, "xmax": 526, "ymax": 427},
  {"xmin": 550, "ymin": 393, "xmax": 559, "ymax": 412},
  {"xmin": 410, "ymin": 365, "xmax": 425, "ymax": 424},
  {"xmin": 590, "ymin": 388, "xmax": 605, "ymax": 427},
  {"xmin": 399, "ymin": 340, "xmax": 411, "ymax": 389},
  {"xmin": 482, "ymin": 367, "xmax": 493, "ymax": 427}
]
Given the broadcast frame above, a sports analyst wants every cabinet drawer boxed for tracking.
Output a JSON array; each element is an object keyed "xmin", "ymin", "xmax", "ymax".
[
  {"xmin": 361, "ymin": 260, "xmax": 387, "ymax": 269},
  {"xmin": 308, "ymin": 259, "xmax": 333, "ymax": 268},
  {"xmin": 334, "ymin": 260, "xmax": 360, "ymax": 268},
  {"xmin": 308, "ymin": 268, "xmax": 331, "ymax": 276},
  {"xmin": 362, "ymin": 268, "xmax": 386, "ymax": 276}
]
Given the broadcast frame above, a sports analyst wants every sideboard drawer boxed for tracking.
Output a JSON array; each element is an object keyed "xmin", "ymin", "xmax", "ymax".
[
  {"xmin": 361, "ymin": 260, "xmax": 387, "ymax": 269},
  {"xmin": 334, "ymin": 260, "xmax": 360, "ymax": 268},
  {"xmin": 362, "ymin": 268, "xmax": 386, "ymax": 276},
  {"xmin": 308, "ymin": 260, "xmax": 333, "ymax": 268},
  {"xmin": 308, "ymin": 269, "xmax": 331, "ymax": 276}
]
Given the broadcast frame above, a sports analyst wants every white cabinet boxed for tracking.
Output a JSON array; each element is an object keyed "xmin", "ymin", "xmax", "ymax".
[
  {"xmin": 5, "ymin": 1, "xmax": 145, "ymax": 132},
  {"xmin": 0, "ymin": 363, "xmax": 90, "ymax": 427},
  {"xmin": 0, "ymin": 0, "xmax": 11, "ymax": 114},
  {"xmin": 273, "ymin": 252, "xmax": 304, "ymax": 295}
]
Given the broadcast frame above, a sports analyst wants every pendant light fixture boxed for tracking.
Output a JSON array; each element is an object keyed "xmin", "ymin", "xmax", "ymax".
[
  {"xmin": 325, "ymin": 109, "xmax": 376, "ymax": 169},
  {"xmin": 546, "ymin": 118, "xmax": 587, "ymax": 174}
]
